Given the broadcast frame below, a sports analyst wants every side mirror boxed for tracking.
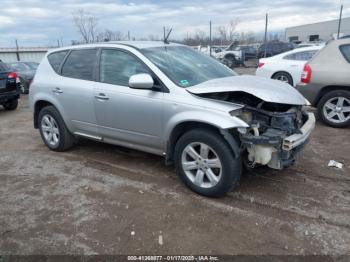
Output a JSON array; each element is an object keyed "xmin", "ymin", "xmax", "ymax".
[{"xmin": 129, "ymin": 73, "xmax": 154, "ymax": 89}]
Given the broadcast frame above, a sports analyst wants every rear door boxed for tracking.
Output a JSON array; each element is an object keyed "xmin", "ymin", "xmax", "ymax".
[{"xmin": 58, "ymin": 48, "xmax": 99, "ymax": 136}]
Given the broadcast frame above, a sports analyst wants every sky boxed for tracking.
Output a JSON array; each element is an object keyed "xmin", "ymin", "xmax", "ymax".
[{"xmin": 0, "ymin": 0, "xmax": 349, "ymax": 47}]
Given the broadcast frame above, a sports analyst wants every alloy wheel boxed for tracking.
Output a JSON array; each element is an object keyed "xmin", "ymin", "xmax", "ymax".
[
  {"xmin": 41, "ymin": 114, "xmax": 60, "ymax": 147},
  {"xmin": 323, "ymin": 97, "xmax": 350, "ymax": 124},
  {"xmin": 181, "ymin": 142, "xmax": 222, "ymax": 189},
  {"xmin": 276, "ymin": 74, "xmax": 289, "ymax": 83}
]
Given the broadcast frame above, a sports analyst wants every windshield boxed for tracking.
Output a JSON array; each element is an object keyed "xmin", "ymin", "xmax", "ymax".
[{"xmin": 142, "ymin": 46, "xmax": 236, "ymax": 87}]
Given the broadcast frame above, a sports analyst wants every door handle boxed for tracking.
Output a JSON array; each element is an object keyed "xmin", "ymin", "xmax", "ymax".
[
  {"xmin": 52, "ymin": 87, "xmax": 63, "ymax": 94},
  {"xmin": 95, "ymin": 93, "xmax": 109, "ymax": 100}
]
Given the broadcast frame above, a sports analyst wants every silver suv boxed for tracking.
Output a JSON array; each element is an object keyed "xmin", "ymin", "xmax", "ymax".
[
  {"xmin": 29, "ymin": 41, "xmax": 315, "ymax": 197},
  {"xmin": 296, "ymin": 38, "xmax": 350, "ymax": 128}
]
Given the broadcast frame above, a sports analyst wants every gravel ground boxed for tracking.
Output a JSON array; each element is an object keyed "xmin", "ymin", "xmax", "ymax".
[{"xmin": 0, "ymin": 69, "xmax": 349, "ymax": 255}]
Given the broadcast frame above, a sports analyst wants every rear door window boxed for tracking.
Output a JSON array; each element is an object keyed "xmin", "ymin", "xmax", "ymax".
[
  {"xmin": 340, "ymin": 44, "xmax": 350, "ymax": 63},
  {"xmin": 48, "ymin": 50, "xmax": 68, "ymax": 73},
  {"xmin": 61, "ymin": 49, "xmax": 97, "ymax": 81}
]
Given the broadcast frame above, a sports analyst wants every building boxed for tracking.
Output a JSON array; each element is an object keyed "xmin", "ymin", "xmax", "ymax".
[
  {"xmin": 0, "ymin": 47, "xmax": 49, "ymax": 63},
  {"xmin": 286, "ymin": 17, "xmax": 350, "ymax": 43}
]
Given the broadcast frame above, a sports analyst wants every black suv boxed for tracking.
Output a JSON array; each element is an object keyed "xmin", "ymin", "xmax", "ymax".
[
  {"xmin": 258, "ymin": 41, "xmax": 295, "ymax": 58},
  {"xmin": 0, "ymin": 61, "xmax": 20, "ymax": 111}
]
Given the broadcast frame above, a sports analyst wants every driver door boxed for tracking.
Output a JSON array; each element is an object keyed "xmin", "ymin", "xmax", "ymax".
[{"xmin": 94, "ymin": 48, "xmax": 164, "ymax": 154}]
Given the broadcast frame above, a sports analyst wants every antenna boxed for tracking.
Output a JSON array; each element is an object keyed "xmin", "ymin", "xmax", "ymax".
[{"xmin": 164, "ymin": 27, "xmax": 173, "ymax": 44}]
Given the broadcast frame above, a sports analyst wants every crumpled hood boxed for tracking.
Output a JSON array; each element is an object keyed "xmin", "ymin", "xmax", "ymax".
[{"xmin": 187, "ymin": 75, "xmax": 308, "ymax": 105}]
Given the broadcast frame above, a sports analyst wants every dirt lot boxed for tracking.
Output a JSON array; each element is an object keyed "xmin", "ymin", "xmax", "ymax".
[{"xmin": 0, "ymin": 70, "xmax": 350, "ymax": 255}]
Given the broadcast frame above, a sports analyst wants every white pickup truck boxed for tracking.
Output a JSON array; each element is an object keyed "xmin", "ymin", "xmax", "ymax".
[{"xmin": 198, "ymin": 43, "xmax": 257, "ymax": 67}]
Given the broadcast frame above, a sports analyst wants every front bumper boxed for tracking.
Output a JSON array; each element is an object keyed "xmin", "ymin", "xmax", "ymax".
[{"xmin": 240, "ymin": 112, "xmax": 316, "ymax": 170}]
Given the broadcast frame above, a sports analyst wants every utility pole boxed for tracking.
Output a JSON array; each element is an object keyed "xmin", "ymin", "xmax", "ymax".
[
  {"xmin": 128, "ymin": 31, "xmax": 130, "ymax": 41},
  {"xmin": 163, "ymin": 26, "xmax": 166, "ymax": 42},
  {"xmin": 337, "ymin": 4, "xmax": 343, "ymax": 39},
  {"xmin": 15, "ymin": 39, "xmax": 20, "ymax": 61},
  {"xmin": 57, "ymin": 40, "xmax": 60, "ymax": 47},
  {"xmin": 264, "ymin": 13, "xmax": 268, "ymax": 58},
  {"xmin": 209, "ymin": 21, "xmax": 212, "ymax": 56}
]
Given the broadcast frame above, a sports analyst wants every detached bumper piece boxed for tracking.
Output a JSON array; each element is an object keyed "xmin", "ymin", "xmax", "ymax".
[
  {"xmin": 240, "ymin": 112, "xmax": 316, "ymax": 170},
  {"xmin": 283, "ymin": 113, "xmax": 316, "ymax": 151}
]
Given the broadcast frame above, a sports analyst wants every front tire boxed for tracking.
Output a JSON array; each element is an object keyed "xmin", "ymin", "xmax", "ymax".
[
  {"xmin": 38, "ymin": 106, "xmax": 75, "ymax": 151},
  {"xmin": 317, "ymin": 90, "xmax": 350, "ymax": 128},
  {"xmin": 174, "ymin": 129, "xmax": 241, "ymax": 197},
  {"xmin": 3, "ymin": 99, "xmax": 18, "ymax": 110}
]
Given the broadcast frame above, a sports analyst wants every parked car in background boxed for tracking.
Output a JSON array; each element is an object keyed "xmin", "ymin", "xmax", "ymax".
[
  {"xmin": 257, "ymin": 41, "xmax": 295, "ymax": 58},
  {"xmin": 233, "ymin": 45, "xmax": 257, "ymax": 60},
  {"xmin": 30, "ymin": 41, "xmax": 315, "ymax": 197},
  {"xmin": 296, "ymin": 38, "xmax": 350, "ymax": 128},
  {"xmin": 212, "ymin": 42, "xmax": 245, "ymax": 67},
  {"xmin": 296, "ymin": 42, "xmax": 325, "ymax": 48},
  {"xmin": 0, "ymin": 61, "xmax": 20, "ymax": 110},
  {"xmin": 7, "ymin": 62, "xmax": 39, "ymax": 94},
  {"xmin": 256, "ymin": 46, "xmax": 323, "ymax": 86}
]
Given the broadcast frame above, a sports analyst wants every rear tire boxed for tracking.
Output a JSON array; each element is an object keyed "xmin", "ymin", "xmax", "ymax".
[
  {"xmin": 272, "ymin": 72, "xmax": 293, "ymax": 86},
  {"xmin": 317, "ymin": 90, "xmax": 350, "ymax": 128},
  {"xmin": 38, "ymin": 106, "xmax": 75, "ymax": 151},
  {"xmin": 174, "ymin": 129, "xmax": 241, "ymax": 197},
  {"xmin": 3, "ymin": 99, "xmax": 18, "ymax": 110}
]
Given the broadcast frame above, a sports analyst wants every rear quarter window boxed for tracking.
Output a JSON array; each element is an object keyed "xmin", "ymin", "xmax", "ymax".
[
  {"xmin": 48, "ymin": 50, "xmax": 69, "ymax": 73},
  {"xmin": 339, "ymin": 44, "xmax": 350, "ymax": 63},
  {"xmin": 61, "ymin": 49, "xmax": 97, "ymax": 81}
]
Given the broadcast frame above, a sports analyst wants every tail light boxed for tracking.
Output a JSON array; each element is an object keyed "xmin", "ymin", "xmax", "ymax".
[
  {"xmin": 301, "ymin": 64, "xmax": 312, "ymax": 84},
  {"xmin": 7, "ymin": 72, "xmax": 20, "ymax": 83},
  {"xmin": 258, "ymin": 62, "xmax": 265, "ymax": 68},
  {"xmin": 7, "ymin": 72, "xmax": 17, "ymax": 79}
]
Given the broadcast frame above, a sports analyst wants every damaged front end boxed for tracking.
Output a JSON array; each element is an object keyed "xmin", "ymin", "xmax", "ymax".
[{"xmin": 198, "ymin": 91, "xmax": 316, "ymax": 170}]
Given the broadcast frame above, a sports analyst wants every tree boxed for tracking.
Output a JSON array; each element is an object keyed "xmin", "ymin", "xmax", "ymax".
[
  {"xmin": 216, "ymin": 19, "xmax": 239, "ymax": 44},
  {"xmin": 217, "ymin": 26, "xmax": 227, "ymax": 42},
  {"xmin": 194, "ymin": 29, "xmax": 207, "ymax": 44},
  {"xmin": 228, "ymin": 19, "xmax": 239, "ymax": 41},
  {"xmin": 148, "ymin": 34, "xmax": 160, "ymax": 41},
  {"xmin": 72, "ymin": 9, "xmax": 99, "ymax": 43},
  {"xmin": 96, "ymin": 30, "xmax": 125, "ymax": 42}
]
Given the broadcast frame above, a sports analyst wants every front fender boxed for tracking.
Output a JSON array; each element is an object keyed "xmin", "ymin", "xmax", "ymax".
[{"xmin": 164, "ymin": 109, "xmax": 249, "ymax": 141}]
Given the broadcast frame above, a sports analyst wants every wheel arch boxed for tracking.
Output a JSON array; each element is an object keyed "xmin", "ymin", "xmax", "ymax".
[
  {"xmin": 224, "ymin": 53, "xmax": 236, "ymax": 59},
  {"xmin": 33, "ymin": 98, "xmax": 70, "ymax": 131},
  {"xmin": 165, "ymin": 121, "xmax": 242, "ymax": 165},
  {"xmin": 34, "ymin": 100, "xmax": 55, "ymax": 128},
  {"xmin": 271, "ymin": 71, "xmax": 294, "ymax": 85},
  {"xmin": 314, "ymin": 85, "xmax": 350, "ymax": 106}
]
